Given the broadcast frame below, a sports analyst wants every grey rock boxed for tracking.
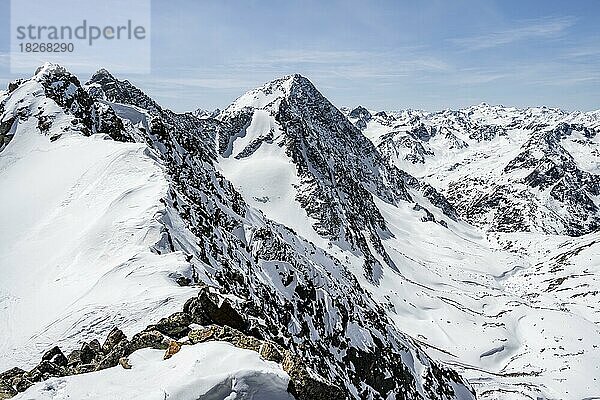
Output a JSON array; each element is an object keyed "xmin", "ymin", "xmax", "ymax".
[
  {"xmin": 147, "ymin": 311, "xmax": 191, "ymax": 339},
  {"xmin": 80, "ymin": 340, "xmax": 101, "ymax": 365},
  {"xmin": 96, "ymin": 338, "xmax": 130, "ymax": 371},
  {"xmin": 0, "ymin": 380, "xmax": 17, "ymax": 399},
  {"xmin": 127, "ymin": 330, "xmax": 169, "ymax": 354},
  {"xmin": 102, "ymin": 327, "xmax": 127, "ymax": 354}
]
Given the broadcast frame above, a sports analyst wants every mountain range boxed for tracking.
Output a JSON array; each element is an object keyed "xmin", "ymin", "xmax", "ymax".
[{"xmin": 0, "ymin": 63, "xmax": 599, "ymax": 400}]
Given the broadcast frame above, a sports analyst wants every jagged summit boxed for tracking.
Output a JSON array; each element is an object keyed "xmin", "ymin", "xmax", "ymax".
[
  {"xmin": 32, "ymin": 62, "xmax": 68, "ymax": 78},
  {"xmin": 91, "ymin": 67, "xmax": 115, "ymax": 79},
  {"xmin": 349, "ymin": 99, "xmax": 600, "ymax": 236},
  {"xmin": 86, "ymin": 68, "xmax": 164, "ymax": 114},
  {"xmin": 223, "ymin": 73, "xmax": 316, "ymax": 113},
  {"xmin": 217, "ymin": 72, "xmax": 460, "ymax": 285}
]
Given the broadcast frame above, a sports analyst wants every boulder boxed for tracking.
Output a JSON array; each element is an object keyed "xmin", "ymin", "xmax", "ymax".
[
  {"xmin": 80, "ymin": 341, "xmax": 101, "ymax": 364},
  {"xmin": 28, "ymin": 360, "xmax": 65, "ymax": 382},
  {"xmin": 41, "ymin": 346, "xmax": 68, "ymax": 367},
  {"xmin": 118, "ymin": 357, "xmax": 132, "ymax": 370},
  {"xmin": 13, "ymin": 376, "xmax": 33, "ymax": 393},
  {"xmin": 282, "ymin": 354, "xmax": 346, "ymax": 400},
  {"xmin": 188, "ymin": 326, "xmax": 216, "ymax": 344},
  {"xmin": 0, "ymin": 368, "xmax": 24, "ymax": 382},
  {"xmin": 74, "ymin": 364, "xmax": 97, "ymax": 374},
  {"xmin": 148, "ymin": 312, "xmax": 191, "ymax": 339},
  {"xmin": 0, "ymin": 381, "xmax": 16, "ymax": 400},
  {"xmin": 184, "ymin": 288, "xmax": 247, "ymax": 331},
  {"xmin": 66, "ymin": 350, "xmax": 81, "ymax": 367},
  {"xmin": 163, "ymin": 341, "xmax": 181, "ymax": 360},
  {"xmin": 102, "ymin": 327, "xmax": 127, "ymax": 354},
  {"xmin": 259, "ymin": 342, "xmax": 284, "ymax": 363},
  {"xmin": 96, "ymin": 339, "xmax": 130, "ymax": 371},
  {"xmin": 127, "ymin": 330, "xmax": 169, "ymax": 354}
]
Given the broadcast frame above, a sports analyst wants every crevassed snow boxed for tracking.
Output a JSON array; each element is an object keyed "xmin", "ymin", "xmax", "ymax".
[{"xmin": 15, "ymin": 341, "xmax": 293, "ymax": 400}]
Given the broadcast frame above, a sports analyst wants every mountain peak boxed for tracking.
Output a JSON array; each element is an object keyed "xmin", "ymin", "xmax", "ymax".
[
  {"xmin": 33, "ymin": 62, "xmax": 67, "ymax": 78},
  {"xmin": 90, "ymin": 68, "xmax": 116, "ymax": 81},
  {"xmin": 224, "ymin": 73, "xmax": 320, "ymax": 113}
]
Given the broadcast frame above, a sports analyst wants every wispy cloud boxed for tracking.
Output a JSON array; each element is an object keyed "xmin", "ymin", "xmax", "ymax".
[
  {"xmin": 449, "ymin": 16, "xmax": 576, "ymax": 51},
  {"xmin": 236, "ymin": 48, "xmax": 450, "ymax": 82},
  {"xmin": 563, "ymin": 45, "xmax": 600, "ymax": 59}
]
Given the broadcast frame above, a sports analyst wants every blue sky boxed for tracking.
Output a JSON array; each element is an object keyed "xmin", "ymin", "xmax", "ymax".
[{"xmin": 1, "ymin": 0, "xmax": 599, "ymax": 112}]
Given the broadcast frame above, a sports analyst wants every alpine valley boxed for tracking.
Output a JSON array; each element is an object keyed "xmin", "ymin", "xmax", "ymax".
[{"xmin": 0, "ymin": 64, "xmax": 599, "ymax": 400}]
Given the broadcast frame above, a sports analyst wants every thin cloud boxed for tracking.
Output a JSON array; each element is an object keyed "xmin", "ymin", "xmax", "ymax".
[
  {"xmin": 449, "ymin": 16, "xmax": 576, "ymax": 51},
  {"xmin": 238, "ymin": 48, "xmax": 450, "ymax": 80}
]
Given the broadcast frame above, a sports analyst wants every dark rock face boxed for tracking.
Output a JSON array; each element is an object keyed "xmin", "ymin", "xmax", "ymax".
[
  {"xmin": 0, "ymin": 380, "xmax": 17, "ymax": 400},
  {"xmin": 0, "ymin": 64, "xmax": 132, "ymax": 148},
  {"xmin": 220, "ymin": 75, "xmax": 418, "ymax": 283},
  {"xmin": 184, "ymin": 287, "xmax": 247, "ymax": 331},
  {"xmin": 101, "ymin": 327, "xmax": 127, "ymax": 354},
  {"xmin": 457, "ymin": 123, "xmax": 600, "ymax": 236},
  {"xmin": 371, "ymin": 104, "xmax": 600, "ymax": 236},
  {"xmin": 96, "ymin": 338, "xmax": 130, "ymax": 371},
  {"xmin": 79, "ymin": 340, "xmax": 101, "ymax": 365},
  {"xmin": 377, "ymin": 131, "xmax": 435, "ymax": 164},
  {"xmin": 85, "ymin": 71, "xmax": 472, "ymax": 399},
  {"xmin": 33, "ymin": 64, "xmax": 95, "ymax": 133},
  {"xmin": 0, "ymin": 114, "xmax": 16, "ymax": 153},
  {"xmin": 348, "ymin": 105, "xmax": 372, "ymax": 130}
]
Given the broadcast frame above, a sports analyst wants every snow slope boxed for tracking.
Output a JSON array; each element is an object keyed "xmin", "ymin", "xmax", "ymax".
[
  {"xmin": 0, "ymin": 74, "xmax": 196, "ymax": 371},
  {"xmin": 4, "ymin": 65, "xmax": 599, "ymax": 400},
  {"xmin": 350, "ymin": 104, "xmax": 600, "ymax": 235},
  {"xmin": 0, "ymin": 65, "xmax": 474, "ymax": 400}
]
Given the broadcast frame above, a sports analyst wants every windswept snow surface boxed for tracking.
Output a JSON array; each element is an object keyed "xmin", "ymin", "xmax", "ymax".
[
  {"xmin": 0, "ymin": 115, "xmax": 195, "ymax": 370},
  {"xmin": 15, "ymin": 341, "xmax": 293, "ymax": 400}
]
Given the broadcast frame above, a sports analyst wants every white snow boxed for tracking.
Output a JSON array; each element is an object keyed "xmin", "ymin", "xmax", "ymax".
[
  {"xmin": 224, "ymin": 76, "xmax": 294, "ymax": 113},
  {"xmin": 0, "ymin": 88, "xmax": 195, "ymax": 370},
  {"xmin": 15, "ymin": 341, "xmax": 293, "ymax": 400}
]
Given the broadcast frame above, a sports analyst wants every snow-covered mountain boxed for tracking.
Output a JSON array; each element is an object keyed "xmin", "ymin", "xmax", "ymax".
[
  {"xmin": 1, "ymin": 64, "xmax": 599, "ymax": 400},
  {"xmin": 345, "ymin": 104, "xmax": 600, "ymax": 236}
]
